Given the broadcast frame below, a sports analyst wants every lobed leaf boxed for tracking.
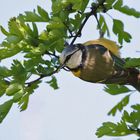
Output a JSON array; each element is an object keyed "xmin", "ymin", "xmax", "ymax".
[
  {"xmin": 96, "ymin": 121, "xmax": 132, "ymax": 137},
  {"xmin": 0, "ymin": 66, "xmax": 11, "ymax": 77},
  {"xmin": 13, "ymin": 90, "xmax": 24, "ymax": 103},
  {"xmin": 0, "ymin": 26, "xmax": 9, "ymax": 36},
  {"xmin": 18, "ymin": 9, "xmax": 49, "ymax": 22},
  {"xmin": 18, "ymin": 93, "xmax": 29, "ymax": 111},
  {"xmin": 8, "ymin": 18, "xmax": 23, "ymax": 38},
  {"xmin": 37, "ymin": 6, "xmax": 50, "ymax": 21},
  {"xmin": 47, "ymin": 76, "xmax": 59, "ymax": 90},
  {"xmin": 122, "ymin": 104, "xmax": 140, "ymax": 128},
  {"xmin": 124, "ymin": 58, "xmax": 140, "ymax": 68},
  {"xmin": 11, "ymin": 60, "xmax": 27, "ymax": 82},
  {"xmin": 99, "ymin": 14, "xmax": 110, "ymax": 37},
  {"xmin": 108, "ymin": 94, "xmax": 130, "ymax": 116},
  {"xmin": 113, "ymin": 0, "xmax": 140, "ymax": 18},
  {"xmin": 113, "ymin": 19, "xmax": 132, "ymax": 44},
  {"xmin": 0, "ymin": 80, "xmax": 9, "ymax": 97},
  {"xmin": 97, "ymin": 105, "xmax": 140, "ymax": 138},
  {"xmin": 104, "ymin": 84, "xmax": 131, "ymax": 95},
  {"xmin": 0, "ymin": 99, "xmax": 13, "ymax": 123},
  {"xmin": 6, "ymin": 83, "xmax": 23, "ymax": 96}
]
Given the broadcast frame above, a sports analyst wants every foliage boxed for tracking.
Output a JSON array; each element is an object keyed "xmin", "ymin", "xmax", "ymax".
[
  {"xmin": 107, "ymin": 94, "xmax": 130, "ymax": 116},
  {"xmin": 0, "ymin": 0, "xmax": 140, "ymax": 139},
  {"xmin": 96, "ymin": 104, "xmax": 140, "ymax": 138}
]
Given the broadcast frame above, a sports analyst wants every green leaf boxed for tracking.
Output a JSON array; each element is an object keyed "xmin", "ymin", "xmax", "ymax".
[
  {"xmin": 18, "ymin": 80, "xmax": 41, "ymax": 111},
  {"xmin": 113, "ymin": 0, "xmax": 140, "ymax": 18},
  {"xmin": 122, "ymin": 31, "xmax": 132, "ymax": 43},
  {"xmin": 108, "ymin": 94, "xmax": 130, "ymax": 116},
  {"xmin": 6, "ymin": 35, "xmax": 21, "ymax": 44},
  {"xmin": 131, "ymin": 104, "xmax": 140, "ymax": 111},
  {"xmin": 18, "ymin": 93, "xmax": 29, "ymax": 111},
  {"xmin": 32, "ymin": 22, "xmax": 38, "ymax": 38},
  {"xmin": 119, "ymin": 6, "xmax": 140, "ymax": 18},
  {"xmin": 113, "ymin": 19, "xmax": 132, "ymax": 44},
  {"xmin": 122, "ymin": 104, "xmax": 140, "ymax": 128},
  {"xmin": 70, "ymin": 13, "xmax": 86, "ymax": 32},
  {"xmin": 0, "ymin": 66, "xmax": 11, "ymax": 77},
  {"xmin": 106, "ymin": 0, "xmax": 117, "ymax": 5},
  {"xmin": 37, "ymin": 6, "xmax": 50, "ymax": 21},
  {"xmin": 11, "ymin": 60, "xmax": 27, "ymax": 82},
  {"xmin": 26, "ymin": 80, "xmax": 41, "ymax": 94},
  {"xmin": 80, "ymin": 0, "xmax": 89, "ymax": 12},
  {"xmin": 47, "ymin": 17, "xmax": 65, "ymax": 30},
  {"xmin": 39, "ymin": 30, "xmax": 48, "ymax": 40},
  {"xmin": 24, "ymin": 56, "xmax": 45, "ymax": 72},
  {"xmin": 13, "ymin": 89, "xmax": 24, "ymax": 102},
  {"xmin": 8, "ymin": 18, "xmax": 23, "ymax": 38},
  {"xmin": 37, "ymin": 65, "xmax": 53, "ymax": 75},
  {"xmin": 47, "ymin": 76, "xmax": 59, "ymax": 90},
  {"xmin": 6, "ymin": 83, "xmax": 23, "ymax": 96},
  {"xmin": 97, "ymin": 106, "xmax": 140, "ymax": 138},
  {"xmin": 99, "ymin": 14, "xmax": 110, "ymax": 36},
  {"xmin": 124, "ymin": 58, "xmax": 140, "ymax": 68},
  {"xmin": 19, "ymin": 11, "xmax": 47, "ymax": 22},
  {"xmin": 104, "ymin": 84, "xmax": 131, "ymax": 95},
  {"xmin": 72, "ymin": 0, "xmax": 83, "ymax": 10},
  {"xmin": 113, "ymin": 0, "xmax": 123, "ymax": 8},
  {"xmin": 96, "ymin": 121, "xmax": 132, "ymax": 138},
  {"xmin": 0, "ymin": 47, "xmax": 21, "ymax": 60},
  {"xmin": 0, "ymin": 99, "xmax": 13, "ymax": 123},
  {"xmin": 51, "ymin": 39, "xmax": 64, "ymax": 52},
  {"xmin": 103, "ymin": 0, "xmax": 117, "ymax": 11},
  {"xmin": 0, "ymin": 25, "xmax": 9, "ymax": 36},
  {"xmin": 0, "ymin": 80, "xmax": 9, "ymax": 97}
]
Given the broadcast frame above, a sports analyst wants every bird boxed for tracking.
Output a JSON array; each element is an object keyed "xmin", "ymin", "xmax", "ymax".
[{"xmin": 59, "ymin": 38, "xmax": 140, "ymax": 91}]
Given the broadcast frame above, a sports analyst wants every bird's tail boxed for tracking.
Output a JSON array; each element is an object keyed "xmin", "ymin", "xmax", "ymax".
[
  {"xmin": 127, "ymin": 68, "xmax": 140, "ymax": 91},
  {"xmin": 106, "ymin": 52, "xmax": 140, "ymax": 92},
  {"xmin": 103, "ymin": 68, "xmax": 140, "ymax": 92}
]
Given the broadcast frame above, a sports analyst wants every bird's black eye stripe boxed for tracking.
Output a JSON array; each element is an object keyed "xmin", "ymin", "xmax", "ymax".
[
  {"xmin": 64, "ymin": 55, "xmax": 71, "ymax": 63},
  {"xmin": 64, "ymin": 48, "xmax": 80, "ymax": 63}
]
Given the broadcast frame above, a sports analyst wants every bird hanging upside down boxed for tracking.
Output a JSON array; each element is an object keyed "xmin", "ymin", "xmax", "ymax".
[{"xmin": 59, "ymin": 38, "xmax": 140, "ymax": 91}]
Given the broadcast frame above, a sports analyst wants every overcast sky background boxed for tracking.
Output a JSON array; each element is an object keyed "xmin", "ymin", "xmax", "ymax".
[{"xmin": 0, "ymin": 1, "xmax": 140, "ymax": 140}]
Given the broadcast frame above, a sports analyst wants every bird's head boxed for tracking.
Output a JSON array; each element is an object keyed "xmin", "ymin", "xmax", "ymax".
[{"xmin": 59, "ymin": 43, "xmax": 84, "ymax": 70}]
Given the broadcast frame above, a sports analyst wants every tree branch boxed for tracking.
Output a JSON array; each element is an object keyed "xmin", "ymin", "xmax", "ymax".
[
  {"xmin": 26, "ymin": 68, "xmax": 59, "ymax": 87},
  {"xmin": 63, "ymin": 22, "xmax": 74, "ymax": 38},
  {"xmin": 44, "ymin": 51, "xmax": 59, "ymax": 58},
  {"xmin": 70, "ymin": 11, "xmax": 92, "ymax": 45},
  {"xmin": 70, "ymin": 1, "xmax": 106, "ymax": 45}
]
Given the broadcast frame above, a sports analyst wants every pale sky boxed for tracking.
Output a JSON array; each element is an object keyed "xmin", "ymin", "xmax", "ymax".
[{"xmin": 0, "ymin": 1, "xmax": 140, "ymax": 140}]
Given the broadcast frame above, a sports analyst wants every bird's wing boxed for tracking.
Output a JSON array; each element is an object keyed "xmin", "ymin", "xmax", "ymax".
[
  {"xmin": 110, "ymin": 51, "xmax": 125, "ymax": 70},
  {"xmin": 84, "ymin": 38, "xmax": 120, "ymax": 57},
  {"xmin": 84, "ymin": 38, "xmax": 125, "ymax": 70}
]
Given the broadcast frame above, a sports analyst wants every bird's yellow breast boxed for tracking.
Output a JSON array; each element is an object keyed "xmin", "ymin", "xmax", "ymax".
[{"xmin": 72, "ymin": 69, "xmax": 81, "ymax": 77}]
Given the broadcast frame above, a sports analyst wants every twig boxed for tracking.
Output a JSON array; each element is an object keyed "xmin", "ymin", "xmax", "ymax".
[
  {"xmin": 70, "ymin": 11, "xmax": 92, "ymax": 45},
  {"xmin": 26, "ymin": 68, "xmax": 59, "ymax": 86},
  {"xmin": 45, "ymin": 51, "xmax": 59, "ymax": 58},
  {"xmin": 70, "ymin": 1, "xmax": 106, "ymax": 45},
  {"xmin": 63, "ymin": 22, "xmax": 74, "ymax": 38}
]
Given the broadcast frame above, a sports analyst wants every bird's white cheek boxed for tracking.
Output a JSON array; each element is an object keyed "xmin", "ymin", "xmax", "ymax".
[{"xmin": 66, "ymin": 50, "xmax": 82, "ymax": 69}]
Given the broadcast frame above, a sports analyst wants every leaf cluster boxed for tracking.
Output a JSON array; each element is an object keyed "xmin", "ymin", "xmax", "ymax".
[
  {"xmin": 0, "ymin": 2, "xmax": 140, "ymax": 140},
  {"xmin": 0, "ymin": 0, "xmax": 90, "ymax": 123},
  {"xmin": 96, "ymin": 104, "xmax": 140, "ymax": 139}
]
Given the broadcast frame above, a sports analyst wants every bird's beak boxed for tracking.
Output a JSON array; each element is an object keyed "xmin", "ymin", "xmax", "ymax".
[{"xmin": 57, "ymin": 63, "xmax": 66, "ymax": 72}]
